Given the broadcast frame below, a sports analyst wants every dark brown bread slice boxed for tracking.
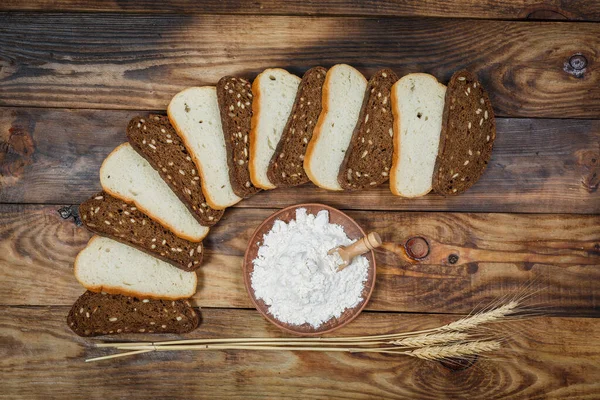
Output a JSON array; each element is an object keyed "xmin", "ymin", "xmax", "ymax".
[
  {"xmin": 267, "ymin": 66, "xmax": 327, "ymax": 187},
  {"xmin": 338, "ymin": 68, "xmax": 399, "ymax": 190},
  {"xmin": 432, "ymin": 70, "xmax": 496, "ymax": 195},
  {"xmin": 80, "ymin": 191, "xmax": 203, "ymax": 271},
  {"xmin": 216, "ymin": 76, "xmax": 261, "ymax": 198},
  {"xmin": 127, "ymin": 114, "xmax": 223, "ymax": 226},
  {"xmin": 67, "ymin": 291, "xmax": 199, "ymax": 337}
]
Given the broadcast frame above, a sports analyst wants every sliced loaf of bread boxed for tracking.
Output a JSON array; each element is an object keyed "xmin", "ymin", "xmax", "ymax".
[
  {"xmin": 390, "ymin": 73, "xmax": 447, "ymax": 197},
  {"xmin": 80, "ymin": 191, "xmax": 203, "ymax": 271},
  {"xmin": 249, "ymin": 68, "xmax": 301, "ymax": 189},
  {"xmin": 74, "ymin": 236, "xmax": 198, "ymax": 300},
  {"xmin": 168, "ymin": 87, "xmax": 242, "ymax": 210},
  {"xmin": 127, "ymin": 114, "xmax": 223, "ymax": 226},
  {"xmin": 267, "ymin": 66, "xmax": 327, "ymax": 187},
  {"xmin": 432, "ymin": 70, "xmax": 496, "ymax": 195},
  {"xmin": 304, "ymin": 64, "xmax": 367, "ymax": 191},
  {"xmin": 67, "ymin": 291, "xmax": 199, "ymax": 337},
  {"xmin": 100, "ymin": 143, "xmax": 209, "ymax": 242},
  {"xmin": 338, "ymin": 68, "xmax": 398, "ymax": 190},
  {"xmin": 216, "ymin": 76, "xmax": 261, "ymax": 198}
]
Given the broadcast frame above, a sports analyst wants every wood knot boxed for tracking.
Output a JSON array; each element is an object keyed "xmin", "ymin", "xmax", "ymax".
[
  {"xmin": 440, "ymin": 356, "xmax": 478, "ymax": 371},
  {"xmin": 564, "ymin": 53, "xmax": 588, "ymax": 78},
  {"xmin": 577, "ymin": 148, "xmax": 599, "ymax": 193},
  {"xmin": 1, "ymin": 122, "xmax": 35, "ymax": 182},
  {"xmin": 405, "ymin": 237, "xmax": 429, "ymax": 259}
]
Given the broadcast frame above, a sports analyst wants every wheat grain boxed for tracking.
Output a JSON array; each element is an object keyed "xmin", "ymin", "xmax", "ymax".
[
  {"xmin": 390, "ymin": 332, "xmax": 470, "ymax": 347},
  {"xmin": 406, "ymin": 341, "xmax": 501, "ymax": 361},
  {"xmin": 440, "ymin": 301, "xmax": 519, "ymax": 332}
]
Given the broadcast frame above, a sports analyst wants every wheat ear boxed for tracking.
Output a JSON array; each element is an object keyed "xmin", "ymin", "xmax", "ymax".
[{"xmin": 405, "ymin": 341, "xmax": 502, "ymax": 361}]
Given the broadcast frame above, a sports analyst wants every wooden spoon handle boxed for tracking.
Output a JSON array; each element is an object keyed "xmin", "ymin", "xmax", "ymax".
[{"xmin": 343, "ymin": 232, "xmax": 382, "ymax": 259}]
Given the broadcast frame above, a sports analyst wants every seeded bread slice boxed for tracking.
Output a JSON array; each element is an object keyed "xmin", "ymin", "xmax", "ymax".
[
  {"xmin": 249, "ymin": 68, "xmax": 301, "ymax": 189},
  {"xmin": 216, "ymin": 76, "xmax": 261, "ymax": 198},
  {"xmin": 390, "ymin": 73, "xmax": 447, "ymax": 197},
  {"xmin": 267, "ymin": 66, "xmax": 327, "ymax": 187},
  {"xmin": 80, "ymin": 191, "xmax": 203, "ymax": 271},
  {"xmin": 305, "ymin": 64, "xmax": 368, "ymax": 191},
  {"xmin": 338, "ymin": 69, "xmax": 398, "ymax": 190},
  {"xmin": 127, "ymin": 114, "xmax": 223, "ymax": 226},
  {"xmin": 74, "ymin": 236, "xmax": 198, "ymax": 300},
  {"xmin": 432, "ymin": 70, "xmax": 496, "ymax": 195},
  {"xmin": 100, "ymin": 143, "xmax": 209, "ymax": 242},
  {"xmin": 168, "ymin": 87, "xmax": 242, "ymax": 210},
  {"xmin": 67, "ymin": 291, "xmax": 199, "ymax": 337}
]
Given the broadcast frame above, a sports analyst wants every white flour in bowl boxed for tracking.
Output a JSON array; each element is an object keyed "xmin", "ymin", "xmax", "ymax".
[{"xmin": 251, "ymin": 208, "xmax": 369, "ymax": 328}]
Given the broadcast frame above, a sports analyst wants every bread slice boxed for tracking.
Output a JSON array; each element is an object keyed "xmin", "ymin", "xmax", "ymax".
[
  {"xmin": 432, "ymin": 70, "xmax": 496, "ymax": 195},
  {"xmin": 168, "ymin": 87, "xmax": 242, "ymax": 210},
  {"xmin": 74, "ymin": 236, "xmax": 198, "ymax": 300},
  {"xmin": 67, "ymin": 291, "xmax": 199, "ymax": 337},
  {"xmin": 338, "ymin": 69, "xmax": 398, "ymax": 190},
  {"xmin": 100, "ymin": 143, "xmax": 209, "ymax": 242},
  {"xmin": 216, "ymin": 76, "xmax": 261, "ymax": 198},
  {"xmin": 390, "ymin": 73, "xmax": 447, "ymax": 197},
  {"xmin": 304, "ymin": 64, "xmax": 368, "ymax": 191},
  {"xmin": 249, "ymin": 68, "xmax": 301, "ymax": 189},
  {"xmin": 267, "ymin": 66, "xmax": 327, "ymax": 187},
  {"xmin": 80, "ymin": 191, "xmax": 203, "ymax": 271},
  {"xmin": 127, "ymin": 114, "xmax": 223, "ymax": 226}
]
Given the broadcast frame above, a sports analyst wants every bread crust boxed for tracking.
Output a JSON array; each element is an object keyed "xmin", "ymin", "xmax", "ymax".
[
  {"xmin": 74, "ymin": 236, "xmax": 198, "ymax": 300},
  {"xmin": 390, "ymin": 73, "xmax": 446, "ymax": 198},
  {"xmin": 100, "ymin": 143, "xmax": 207, "ymax": 242},
  {"xmin": 168, "ymin": 87, "xmax": 241, "ymax": 210},
  {"xmin": 305, "ymin": 64, "xmax": 367, "ymax": 191}
]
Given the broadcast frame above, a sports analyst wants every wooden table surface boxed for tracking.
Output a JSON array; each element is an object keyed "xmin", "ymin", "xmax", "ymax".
[{"xmin": 1, "ymin": 1, "xmax": 599, "ymax": 399}]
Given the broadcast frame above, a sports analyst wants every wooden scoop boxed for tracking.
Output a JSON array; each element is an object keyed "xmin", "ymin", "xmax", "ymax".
[{"xmin": 329, "ymin": 232, "xmax": 382, "ymax": 271}]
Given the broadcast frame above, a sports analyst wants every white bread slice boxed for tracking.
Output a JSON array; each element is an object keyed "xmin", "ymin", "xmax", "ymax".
[
  {"xmin": 74, "ymin": 236, "xmax": 198, "ymax": 300},
  {"xmin": 168, "ymin": 87, "xmax": 242, "ymax": 209},
  {"xmin": 304, "ymin": 64, "xmax": 367, "ymax": 191},
  {"xmin": 390, "ymin": 73, "xmax": 446, "ymax": 197},
  {"xmin": 100, "ymin": 143, "xmax": 209, "ymax": 242},
  {"xmin": 249, "ymin": 68, "xmax": 301, "ymax": 189}
]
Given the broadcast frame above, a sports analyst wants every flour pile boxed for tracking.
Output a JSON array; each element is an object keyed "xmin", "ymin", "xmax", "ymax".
[{"xmin": 251, "ymin": 208, "xmax": 369, "ymax": 328}]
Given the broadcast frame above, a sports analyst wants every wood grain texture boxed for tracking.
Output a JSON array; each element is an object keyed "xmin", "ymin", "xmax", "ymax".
[
  {"xmin": 2, "ymin": 306, "xmax": 600, "ymax": 399},
  {"xmin": 2, "ymin": 0, "xmax": 600, "ymax": 21},
  {"xmin": 2, "ymin": 205, "xmax": 598, "ymax": 316},
  {"xmin": 0, "ymin": 14, "xmax": 599, "ymax": 117},
  {"xmin": 2, "ymin": 107, "xmax": 598, "ymax": 214}
]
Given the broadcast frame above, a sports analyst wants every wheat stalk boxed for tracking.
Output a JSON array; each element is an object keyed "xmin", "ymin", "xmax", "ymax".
[{"xmin": 87, "ymin": 300, "xmax": 524, "ymax": 362}]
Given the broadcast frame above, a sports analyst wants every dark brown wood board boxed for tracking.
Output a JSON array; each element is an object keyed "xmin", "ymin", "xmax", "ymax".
[
  {"xmin": 2, "ymin": 307, "xmax": 599, "ymax": 399},
  {"xmin": 1, "ymin": 108, "xmax": 599, "ymax": 213},
  {"xmin": 2, "ymin": 0, "xmax": 600, "ymax": 21},
  {"xmin": 1, "ymin": 4, "xmax": 600, "ymax": 399},
  {"xmin": 0, "ymin": 14, "xmax": 599, "ymax": 118}
]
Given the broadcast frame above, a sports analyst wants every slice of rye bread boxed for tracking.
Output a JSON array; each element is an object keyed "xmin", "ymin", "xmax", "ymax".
[
  {"xmin": 432, "ymin": 70, "xmax": 496, "ymax": 195},
  {"xmin": 216, "ymin": 76, "xmax": 261, "ymax": 198},
  {"xmin": 338, "ymin": 68, "xmax": 398, "ymax": 190},
  {"xmin": 267, "ymin": 66, "xmax": 328, "ymax": 187},
  {"xmin": 67, "ymin": 291, "xmax": 199, "ymax": 337},
  {"xmin": 80, "ymin": 191, "xmax": 203, "ymax": 272},
  {"xmin": 127, "ymin": 114, "xmax": 223, "ymax": 226}
]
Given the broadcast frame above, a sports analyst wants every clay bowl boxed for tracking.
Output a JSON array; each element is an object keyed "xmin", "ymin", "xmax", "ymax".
[{"xmin": 243, "ymin": 203, "xmax": 377, "ymax": 336}]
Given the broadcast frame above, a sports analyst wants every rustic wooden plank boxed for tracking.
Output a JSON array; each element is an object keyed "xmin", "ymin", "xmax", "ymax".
[
  {"xmin": 2, "ymin": 306, "xmax": 599, "ymax": 399},
  {"xmin": 2, "ymin": 0, "xmax": 600, "ymax": 21},
  {"xmin": 0, "ymin": 14, "xmax": 598, "ymax": 117},
  {"xmin": 2, "ymin": 107, "xmax": 598, "ymax": 214},
  {"xmin": 2, "ymin": 205, "xmax": 598, "ymax": 316}
]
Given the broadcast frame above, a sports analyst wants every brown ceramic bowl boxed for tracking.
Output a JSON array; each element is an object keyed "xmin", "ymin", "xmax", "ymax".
[{"xmin": 243, "ymin": 203, "xmax": 376, "ymax": 336}]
